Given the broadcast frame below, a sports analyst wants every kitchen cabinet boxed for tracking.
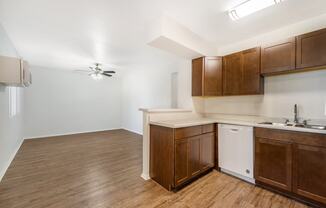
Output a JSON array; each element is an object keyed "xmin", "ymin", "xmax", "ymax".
[
  {"xmin": 296, "ymin": 28, "xmax": 326, "ymax": 70},
  {"xmin": 175, "ymin": 138, "xmax": 189, "ymax": 186},
  {"xmin": 150, "ymin": 124, "xmax": 216, "ymax": 190},
  {"xmin": 293, "ymin": 144, "xmax": 326, "ymax": 204},
  {"xmin": 222, "ymin": 52, "xmax": 242, "ymax": 95},
  {"xmin": 223, "ymin": 47, "xmax": 263, "ymax": 96},
  {"xmin": 255, "ymin": 137, "xmax": 292, "ymax": 191},
  {"xmin": 241, "ymin": 47, "xmax": 263, "ymax": 94},
  {"xmin": 261, "ymin": 37, "xmax": 296, "ymax": 75},
  {"xmin": 0, "ymin": 55, "xmax": 31, "ymax": 87},
  {"xmin": 192, "ymin": 56, "xmax": 223, "ymax": 96},
  {"xmin": 255, "ymin": 128, "xmax": 326, "ymax": 207},
  {"xmin": 200, "ymin": 133, "xmax": 215, "ymax": 171},
  {"xmin": 188, "ymin": 136, "xmax": 201, "ymax": 177}
]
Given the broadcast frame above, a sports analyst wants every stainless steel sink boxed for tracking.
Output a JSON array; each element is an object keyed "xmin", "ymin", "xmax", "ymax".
[
  {"xmin": 304, "ymin": 125, "xmax": 326, "ymax": 130},
  {"xmin": 258, "ymin": 122, "xmax": 326, "ymax": 130}
]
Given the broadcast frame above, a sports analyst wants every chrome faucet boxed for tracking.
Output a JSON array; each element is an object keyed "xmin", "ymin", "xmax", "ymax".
[{"xmin": 294, "ymin": 104, "xmax": 299, "ymax": 124}]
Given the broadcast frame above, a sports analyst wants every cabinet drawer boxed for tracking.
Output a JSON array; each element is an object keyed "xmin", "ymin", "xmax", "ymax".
[
  {"xmin": 202, "ymin": 124, "xmax": 215, "ymax": 133},
  {"xmin": 175, "ymin": 126, "xmax": 202, "ymax": 139}
]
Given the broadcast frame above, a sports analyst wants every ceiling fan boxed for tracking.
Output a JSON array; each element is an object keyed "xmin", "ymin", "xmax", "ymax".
[{"xmin": 76, "ymin": 63, "xmax": 116, "ymax": 80}]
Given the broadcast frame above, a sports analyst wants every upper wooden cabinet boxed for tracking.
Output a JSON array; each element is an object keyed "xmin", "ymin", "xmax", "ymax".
[
  {"xmin": 192, "ymin": 56, "xmax": 222, "ymax": 96},
  {"xmin": 222, "ymin": 52, "xmax": 242, "ymax": 95},
  {"xmin": 0, "ymin": 55, "xmax": 31, "ymax": 87},
  {"xmin": 241, "ymin": 47, "xmax": 263, "ymax": 95},
  {"xmin": 223, "ymin": 47, "xmax": 263, "ymax": 96},
  {"xmin": 296, "ymin": 28, "xmax": 326, "ymax": 69},
  {"xmin": 261, "ymin": 37, "xmax": 296, "ymax": 75}
]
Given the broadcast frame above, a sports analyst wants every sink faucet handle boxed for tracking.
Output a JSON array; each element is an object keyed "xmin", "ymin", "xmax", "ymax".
[{"xmin": 283, "ymin": 118, "xmax": 289, "ymax": 124}]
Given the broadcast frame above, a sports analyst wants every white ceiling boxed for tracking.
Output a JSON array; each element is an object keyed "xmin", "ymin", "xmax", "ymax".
[{"xmin": 1, "ymin": 0, "xmax": 326, "ymax": 70}]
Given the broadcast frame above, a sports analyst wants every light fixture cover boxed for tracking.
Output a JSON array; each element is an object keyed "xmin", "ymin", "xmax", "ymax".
[
  {"xmin": 91, "ymin": 73, "xmax": 103, "ymax": 80},
  {"xmin": 229, "ymin": 0, "xmax": 285, "ymax": 21}
]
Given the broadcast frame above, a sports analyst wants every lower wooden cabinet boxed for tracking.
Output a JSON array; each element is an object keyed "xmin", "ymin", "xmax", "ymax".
[
  {"xmin": 200, "ymin": 133, "xmax": 215, "ymax": 171},
  {"xmin": 188, "ymin": 136, "xmax": 201, "ymax": 177},
  {"xmin": 175, "ymin": 138, "xmax": 189, "ymax": 186},
  {"xmin": 150, "ymin": 124, "xmax": 216, "ymax": 190},
  {"xmin": 255, "ymin": 128, "xmax": 326, "ymax": 206},
  {"xmin": 293, "ymin": 144, "xmax": 326, "ymax": 204},
  {"xmin": 255, "ymin": 137, "xmax": 293, "ymax": 192}
]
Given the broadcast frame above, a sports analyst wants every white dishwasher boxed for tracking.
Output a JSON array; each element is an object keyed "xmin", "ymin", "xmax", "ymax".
[{"xmin": 218, "ymin": 124, "xmax": 254, "ymax": 183}]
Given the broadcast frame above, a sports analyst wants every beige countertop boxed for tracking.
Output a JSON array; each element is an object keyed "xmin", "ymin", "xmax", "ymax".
[{"xmin": 150, "ymin": 117, "xmax": 326, "ymax": 134}]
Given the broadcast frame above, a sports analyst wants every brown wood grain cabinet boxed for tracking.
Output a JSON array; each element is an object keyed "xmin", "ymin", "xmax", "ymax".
[
  {"xmin": 261, "ymin": 37, "xmax": 296, "ymax": 75},
  {"xmin": 293, "ymin": 144, "xmax": 326, "ymax": 204},
  {"xmin": 223, "ymin": 47, "xmax": 263, "ymax": 96},
  {"xmin": 150, "ymin": 124, "xmax": 216, "ymax": 190},
  {"xmin": 296, "ymin": 28, "xmax": 326, "ymax": 70},
  {"xmin": 255, "ymin": 137, "xmax": 293, "ymax": 192},
  {"xmin": 200, "ymin": 133, "xmax": 215, "ymax": 171},
  {"xmin": 255, "ymin": 128, "xmax": 326, "ymax": 207},
  {"xmin": 188, "ymin": 136, "xmax": 201, "ymax": 177},
  {"xmin": 175, "ymin": 138, "xmax": 189, "ymax": 186},
  {"xmin": 192, "ymin": 56, "xmax": 222, "ymax": 96},
  {"xmin": 241, "ymin": 47, "xmax": 263, "ymax": 94},
  {"xmin": 222, "ymin": 52, "xmax": 242, "ymax": 95}
]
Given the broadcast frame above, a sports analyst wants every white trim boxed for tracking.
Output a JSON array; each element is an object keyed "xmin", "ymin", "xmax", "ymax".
[
  {"xmin": 0, "ymin": 139, "xmax": 24, "ymax": 182},
  {"xmin": 141, "ymin": 173, "xmax": 151, "ymax": 180},
  {"xmin": 24, "ymin": 128, "xmax": 122, "ymax": 139}
]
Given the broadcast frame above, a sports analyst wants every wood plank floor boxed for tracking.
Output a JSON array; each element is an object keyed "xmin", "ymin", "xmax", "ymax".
[{"xmin": 0, "ymin": 129, "xmax": 310, "ymax": 208}]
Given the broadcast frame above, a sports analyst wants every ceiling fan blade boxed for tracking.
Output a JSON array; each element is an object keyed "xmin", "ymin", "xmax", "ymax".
[
  {"xmin": 102, "ymin": 73, "xmax": 112, "ymax": 77},
  {"xmin": 103, "ymin": 71, "xmax": 116, "ymax": 73}
]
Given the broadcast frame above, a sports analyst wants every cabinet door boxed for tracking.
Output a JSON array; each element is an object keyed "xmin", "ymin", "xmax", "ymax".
[
  {"xmin": 296, "ymin": 28, "xmax": 326, "ymax": 69},
  {"xmin": 293, "ymin": 144, "xmax": 326, "ymax": 204},
  {"xmin": 223, "ymin": 52, "xmax": 242, "ymax": 95},
  {"xmin": 241, "ymin": 47, "xmax": 263, "ymax": 95},
  {"xmin": 192, "ymin": 57, "xmax": 204, "ymax": 96},
  {"xmin": 204, "ymin": 57, "xmax": 223, "ymax": 96},
  {"xmin": 261, "ymin": 37, "xmax": 296, "ymax": 74},
  {"xmin": 255, "ymin": 137, "xmax": 292, "ymax": 191},
  {"xmin": 200, "ymin": 133, "xmax": 215, "ymax": 171},
  {"xmin": 188, "ymin": 136, "xmax": 201, "ymax": 177},
  {"xmin": 175, "ymin": 138, "xmax": 189, "ymax": 186}
]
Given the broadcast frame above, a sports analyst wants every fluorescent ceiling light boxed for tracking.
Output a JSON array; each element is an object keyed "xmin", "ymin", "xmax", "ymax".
[{"xmin": 229, "ymin": 0, "xmax": 285, "ymax": 21}]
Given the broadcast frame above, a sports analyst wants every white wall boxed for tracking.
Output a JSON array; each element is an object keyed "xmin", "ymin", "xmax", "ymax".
[
  {"xmin": 121, "ymin": 64, "xmax": 176, "ymax": 134},
  {"xmin": 24, "ymin": 66, "xmax": 122, "ymax": 138},
  {"xmin": 0, "ymin": 24, "xmax": 24, "ymax": 180}
]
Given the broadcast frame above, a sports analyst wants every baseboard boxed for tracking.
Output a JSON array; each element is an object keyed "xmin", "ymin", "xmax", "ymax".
[
  {"xmin": 122, "ymin": 127, "xmax": 143, "ymax": 136},
  {"xmin": 0, "ymin": 138, "xmax": 24, "ymax": 182},
  {"xmin": 24, "ymin": 128, "xmax": 123, "ymax": 140}
]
